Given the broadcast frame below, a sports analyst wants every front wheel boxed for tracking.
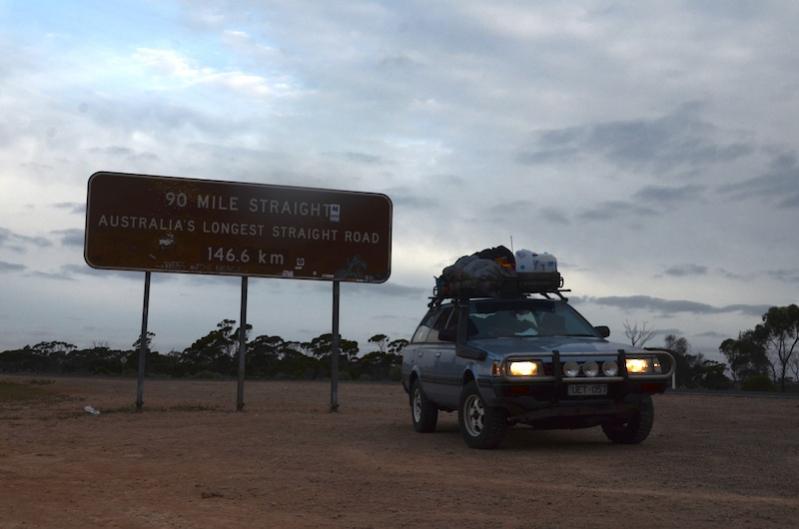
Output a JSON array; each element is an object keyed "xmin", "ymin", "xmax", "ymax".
[
  {"xmin": 410, "ymin": 380, "xmax": 438, "ymax": 433},
  {"xmin": 458, "ymin": 381, "xmax": 508, "ymax": 449},
  {"xmin": 602, "ymin": 394, "xmax": 654, "ymax": 444}
]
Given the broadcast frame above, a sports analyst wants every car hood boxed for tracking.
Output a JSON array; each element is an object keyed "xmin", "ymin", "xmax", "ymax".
[{"xmin": 469, "ymin": 336, "xmax": 631, "ymax": 356}]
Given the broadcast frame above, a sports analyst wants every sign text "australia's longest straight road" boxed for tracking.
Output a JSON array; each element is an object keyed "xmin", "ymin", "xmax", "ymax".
[{"xmin": 84, "ymin": 172, "xmax": 392, "ymax": 282}]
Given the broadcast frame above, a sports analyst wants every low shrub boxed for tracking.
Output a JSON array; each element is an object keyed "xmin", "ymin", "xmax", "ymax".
[{"xmin": 742, "ymin": 374, "xmax": 775, "ymax": 391}]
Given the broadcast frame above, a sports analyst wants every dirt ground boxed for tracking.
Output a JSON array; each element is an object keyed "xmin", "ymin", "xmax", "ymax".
[{"xmin": 1, "ymin": 376, "xmax": 797, "ymax": 529}]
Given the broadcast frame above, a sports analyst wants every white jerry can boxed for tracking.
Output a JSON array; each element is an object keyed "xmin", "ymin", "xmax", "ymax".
[
  {"xmin": 534, "ymin": 252, "xmax": 558, "ymax": 272},
  {"xmin": 514, "ymin": 249, "xmax": 537, "ymax": 272}
]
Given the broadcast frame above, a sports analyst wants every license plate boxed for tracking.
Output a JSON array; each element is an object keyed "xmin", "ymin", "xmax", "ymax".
[{"xmin": 567, "ymin": 384, "xmax": 608, "ymax": 396}]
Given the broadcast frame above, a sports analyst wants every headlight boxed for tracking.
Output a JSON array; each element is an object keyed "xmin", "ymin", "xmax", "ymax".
[
  {"xmin": 581, "ymin": 361, "xmax": 599, "ymax": 377},
  {"xmin": 563, "ymin": 361, "xmax": 580, "ymax": 378},
  {"xmin": 625, "ymin": 358, "xmax": 650, "ymax": 374},
  {"xmin": 507, "ymin": 360, "xmax": 541, "ymax": 376}
]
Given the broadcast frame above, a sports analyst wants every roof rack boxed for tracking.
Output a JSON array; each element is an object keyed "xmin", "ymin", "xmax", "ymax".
[{"xmin": 428, "ymin": 272, "xmax": 568, "ymax": 307}]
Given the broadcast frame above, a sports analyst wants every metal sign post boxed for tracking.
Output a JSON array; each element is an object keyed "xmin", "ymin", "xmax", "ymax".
[
  {"xmin": 237, "ymin": 276, "xmax": 248, "ymax": 411},
  {"xmin": 136, "ymin": 271, "xmax": 151, "ymax": 412},
  {"xmin": 330, "ymin": 280, "xmax": 340, "ymax": 412}
]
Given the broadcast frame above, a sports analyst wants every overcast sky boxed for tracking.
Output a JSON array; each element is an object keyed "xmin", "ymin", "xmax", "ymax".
[{"xmin": 1, "ymin": 1, "xmax": 797, "ymax": 360}]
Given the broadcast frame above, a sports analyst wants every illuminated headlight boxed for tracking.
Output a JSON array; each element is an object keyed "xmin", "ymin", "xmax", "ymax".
[
  {"xmin": 507, "ymin": 360, "xmax": 541, "ymax": 376},
  {"xmin": 602, "ymin": 360, "xmax": 618, "ymax": 377},
  {"xmin": 563, "ymin": 361, "xmax": 580, "ymax": 378},
  {"xmin": 581, "ymin": 361, "xmax": 599, "ymax": 377},
  {"xmin": 625, "ymin": 358, "xmax": 651, "ymax": 374}
]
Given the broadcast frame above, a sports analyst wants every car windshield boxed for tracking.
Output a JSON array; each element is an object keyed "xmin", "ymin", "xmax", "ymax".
[{"xmin": 468, "ymin": 299, "xmax": 598, "ymax": 338}]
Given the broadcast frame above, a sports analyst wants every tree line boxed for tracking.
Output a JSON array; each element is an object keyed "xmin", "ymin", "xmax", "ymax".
[
  {"xmin": 626, "ymin": 304, "xmax": 799, "ymax": 392},
  {"xmin": 3, "ymin": 304, "xmax": 797, "ymax": 392},
  {"xmin": 0, "ymin": 319, "xmax": 409, "ymax": 382}
]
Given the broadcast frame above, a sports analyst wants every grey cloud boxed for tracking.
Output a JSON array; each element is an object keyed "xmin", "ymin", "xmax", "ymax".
[
  {"xmin": 341, "ymin": 281, "xmax": 428, "ymax": 299},
  {"xmin": 518, "ymin": 103, "xmax": 752, "ymax": 173},
  {"xmin": 90, "ymin": 145, "xmax": 134, "ymax": 156},
  {"xmin": 28, "ymin": 270, "xmax": 73, "ymax": 281},
  {"xmin": 181, "ymin": 274, "xmax": 249, "ymax": 287},
  {"xmin": 719, "ymin": 153, "xmax": 799, "ymax": 208},
  {"xmin": 579, "ymin": 295, "xmax": 769, "ymax": 317},
  {"xmin": 577, "ymin": 201, "xmax": 657, "ymax": 222},
  {"xmin": 717, "ymin": 268, "xmax": 749, "ymax": 280},
  {"xmin": 80, "ymin": 96, "xmax": 243, "ymax": 138},
  {"xmin": 334, "ymin": 151, "xmax": 388, "ymax": 165},
  {"xmin": 0, "ymin": 227, "xmax": 52, "ymax": 250},
  {"xmin": 377, "ymin": 282, "xmax": 427, "ymax": 297},
  {"xmin": 766, "ymin": 269, "xmax": 799, "ymax": 283},
  {"xmin": 487, "ymin": 202, "xmax": 570, "ymax": 225},
  {"xmin": 662, "ymin": 264, "xmax": 708, "ymax": 277},
  {"xmin": 431, "ymin": 174, "xmax": 465, "ymax": 186},
  {"xmin": 60, "ymin": 264, "xmax": 173, "ymax": 283},
  {"xmin": 51, "ymin": 228, "xmax": 84, "ymax": 247},
  {"xmin": 371, "ymin": 313, "xmax": 419, "ymax": 322},
  {"xmin": 378, "ymin": 54, "xmax": 423, "ymax": 70},
  {"xmin": 53, "ymin": 202, "xmax": 86, "ymax": 214},
  {"xmin": 384, "ymin": 187, "xmax": 438, "ymax": 210},
  {"xmin": 288, "ymin": 280, "xmax": 424, "ymax": 300},
  {"xmin": 0, "ymin": 260, "xmax": 26, "ymax": 272},
  {"xmin": 20, "ymin": 162, "xmax": 54, "ymax": 174},
  {"xmin": 540, "ymin": 207, "xmax": 571, "ymax": 225},
  {"xmin": 89, "ymin": 145, "xmax": 160, "ymax": 162},
  {"xmin": 654, "ymin": 328, "xmax": 682, "ymax": 336},
  {"xmin": 693, "ymin": 331, "xmax": 728, "ymax": 339},
  {"xmin": 634, "ymin": 184, "xmax": 705, "ymax": 204}
]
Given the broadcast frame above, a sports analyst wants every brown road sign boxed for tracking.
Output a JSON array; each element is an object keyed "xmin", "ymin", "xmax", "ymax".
[{"xmin": 84, "ymin": 171, "xmax": 392, "ymax": 282}]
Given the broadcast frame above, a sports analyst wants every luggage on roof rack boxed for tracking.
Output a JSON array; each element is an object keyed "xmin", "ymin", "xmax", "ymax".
[{"xmin": 432, "ymin": 246, "xmax": 564, "ymax": 303}]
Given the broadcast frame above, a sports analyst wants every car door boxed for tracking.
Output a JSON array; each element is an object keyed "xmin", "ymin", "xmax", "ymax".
[
  {"xmin": 405, "ymin": 307, "xmax": 445, "ymax": 404},
  {"xmin": 432, "ymin": 307, "xmax": 468, "ymax": 409},
  {"xmin": 424, "ymin": 306, "xmax": 461, "ymax": 406}
]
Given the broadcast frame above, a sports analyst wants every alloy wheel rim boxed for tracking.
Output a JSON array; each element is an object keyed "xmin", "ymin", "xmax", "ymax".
[
  {"xmin": 463, "ymin": 394, "xmax": 485, "ymax": 437},
  {"xmin": 413, "ymin": 388, "xmax": 422, "ymax": 422}
]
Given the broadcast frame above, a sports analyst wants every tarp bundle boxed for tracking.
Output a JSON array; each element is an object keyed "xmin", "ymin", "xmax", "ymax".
[{"xmin": 434, "ymin": 245, "xmax": 561, "ymax": 300}]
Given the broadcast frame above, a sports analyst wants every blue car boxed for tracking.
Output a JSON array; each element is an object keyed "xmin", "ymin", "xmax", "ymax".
[{"xmin": 401, "ymin": 294, "xmax": 675, "ymax": 449}]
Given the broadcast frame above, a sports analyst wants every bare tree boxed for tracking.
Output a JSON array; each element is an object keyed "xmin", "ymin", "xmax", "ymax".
[{"xmin": 623, "ymin": 320, "xmax": 656, "ymax": 348}]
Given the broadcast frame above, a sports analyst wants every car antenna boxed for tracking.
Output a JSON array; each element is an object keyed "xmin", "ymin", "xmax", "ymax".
[{"xmin": 509, "ymin": 235, "xmax": 514, "ymax": 253}]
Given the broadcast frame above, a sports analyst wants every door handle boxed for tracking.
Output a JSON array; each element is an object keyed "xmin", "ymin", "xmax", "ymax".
[
  {"xmin": 435, "ymin": 352, "xmax": 441, "ymax": 358},
  {"xmin": 417, "ymin": 351, "xmax": 423, "ymax": 357}
]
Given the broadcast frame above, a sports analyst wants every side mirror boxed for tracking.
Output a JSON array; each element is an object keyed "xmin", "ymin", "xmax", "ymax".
[
  {"xmin": 438, "ymin": 328, "xmax": 457, "ymax": 342},
  {"xmin": 594, "ymin": 326, "xmax": 610, "ymax": 338}
]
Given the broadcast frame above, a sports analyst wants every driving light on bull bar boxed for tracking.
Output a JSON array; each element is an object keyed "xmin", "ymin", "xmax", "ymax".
[
  {"xmin": 581, "ymin": 361, "xmax": 599, "ymax": 377},
  {"xmin": 652, "ymin": 358, "xmax": 663, "ymax": 373},
  {"xmin": 563, "ymin": 361, "xmax": 580, "ymax": 378},
  {"xmin": 602, "ymin": 360, "xmax": 619, "ymax": 377},
  {"xmin": 508, "ymin": 360, "xmax": 541, "ymax": 376},
  {"xmin": 625, "ymin": 358, "xmax": 650, "ymax": 374}
]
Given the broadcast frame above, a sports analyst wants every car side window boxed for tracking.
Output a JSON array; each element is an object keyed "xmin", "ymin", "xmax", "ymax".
[
  {"xmin": 411, "ymin": 308, "xmax": 441, "ymax": 343},
  {"xmin": 426, "ymin": 306, "xmax": 453, "ymax": 343}
]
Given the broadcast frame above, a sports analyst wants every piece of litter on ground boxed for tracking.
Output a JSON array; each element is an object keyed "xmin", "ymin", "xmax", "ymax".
[{"xmin": 83, "ymin": 406, "xmax": 100, "ymax": 416}]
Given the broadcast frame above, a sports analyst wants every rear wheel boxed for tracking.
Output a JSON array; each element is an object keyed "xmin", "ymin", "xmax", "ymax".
[
  {"xmin": 410, "ymin": 380, "xmax": 438, "ymax": 433},
  {"xmin": 458, "ymin": 381, "xmax": 508, "ymax": 449},
  {"xmin": 602, "ymin": 394, "xmax": 654, "ymax": 444}
]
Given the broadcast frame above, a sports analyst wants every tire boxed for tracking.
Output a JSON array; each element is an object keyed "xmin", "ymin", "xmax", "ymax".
[
  {"xmin": 602, "ymin": 394, "xmax": 654, "ymax": 444},
  {"xmin": 410, "ymin": 380, "xmax": 438, "ymax": 433},
  {"xmin": 458, "ymin": 381, "xmax": 508, "ymax": 449}
]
